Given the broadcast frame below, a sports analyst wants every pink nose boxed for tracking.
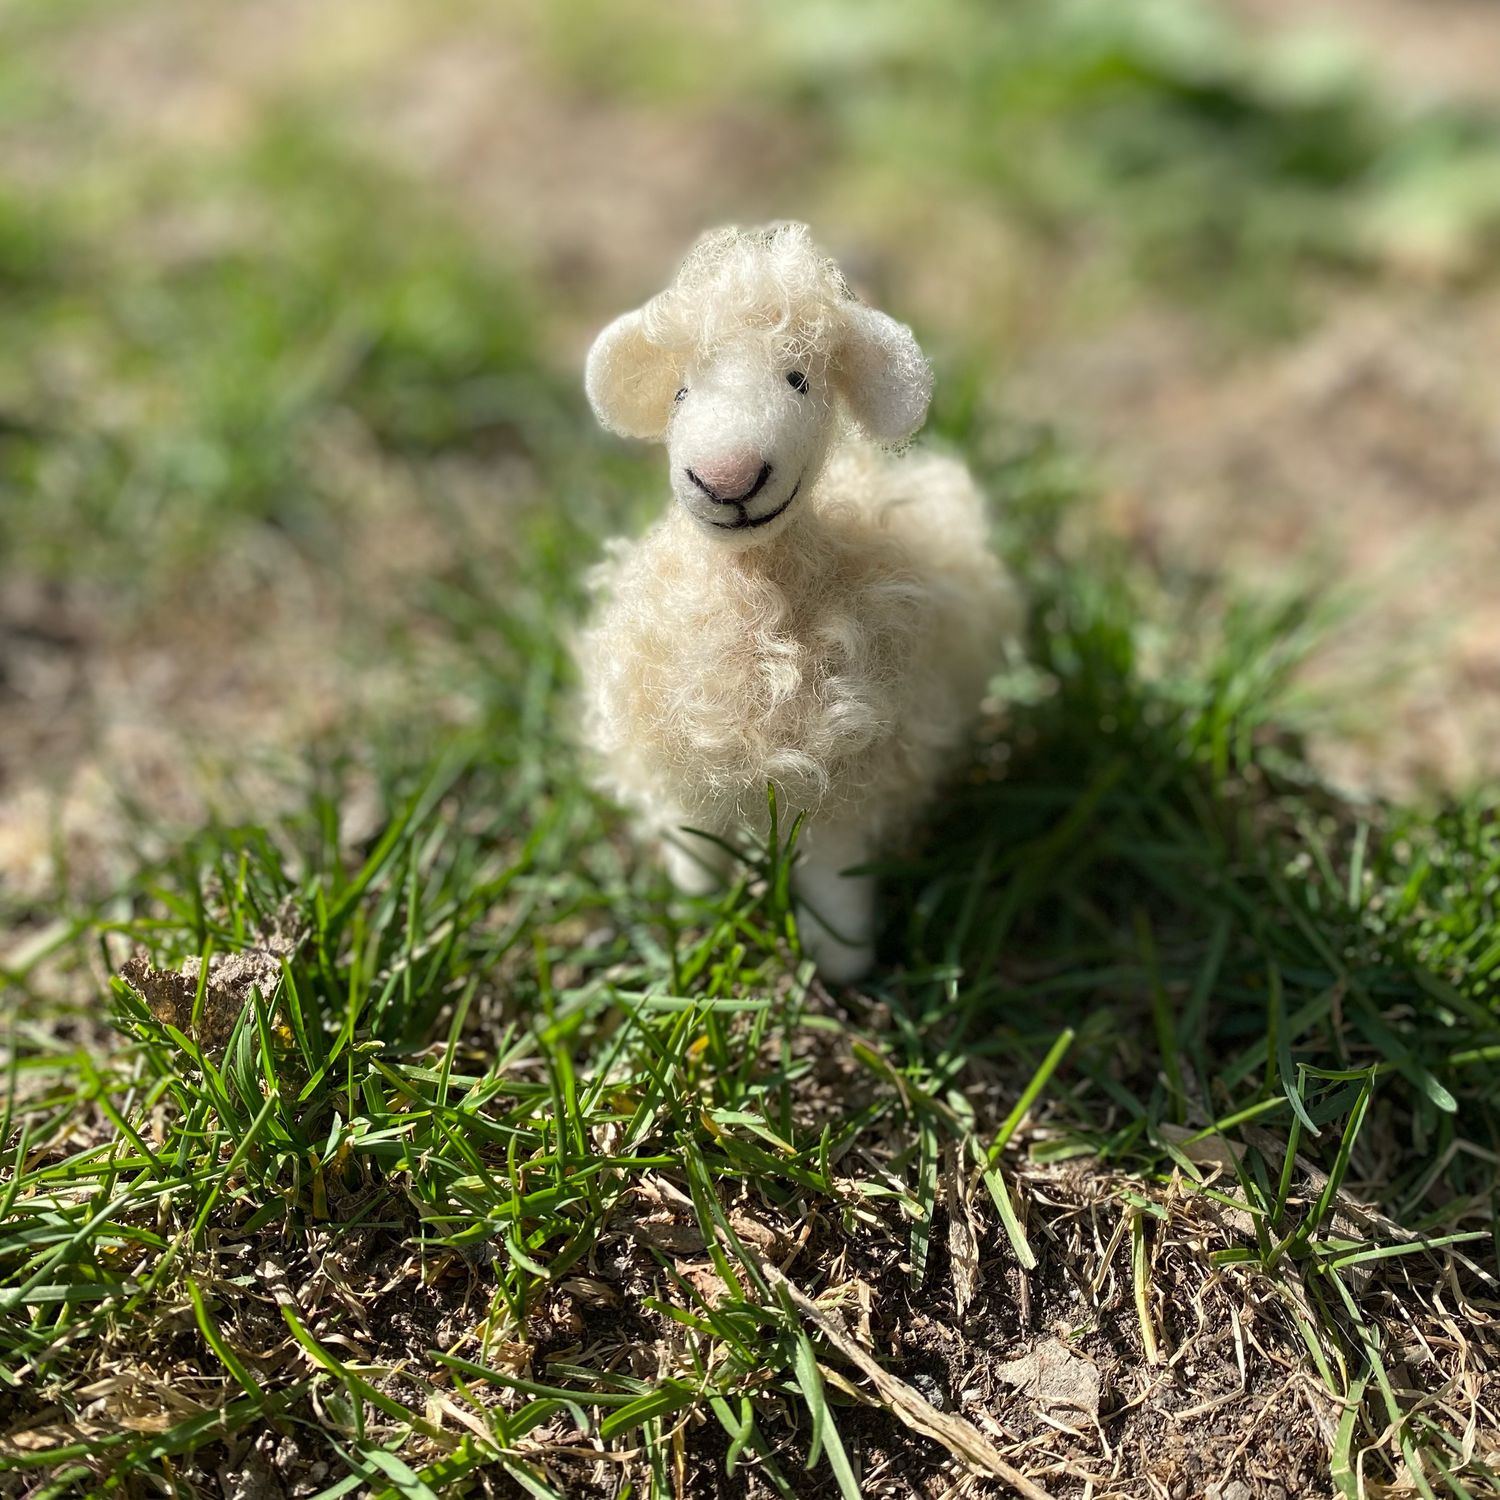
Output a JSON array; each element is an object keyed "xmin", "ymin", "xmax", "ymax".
[{"xmin": 689, "ymin": 452, "xmax": 765, "ymax": 499}]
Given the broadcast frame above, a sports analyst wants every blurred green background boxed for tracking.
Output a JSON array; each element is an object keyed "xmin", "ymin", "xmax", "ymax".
[{"xmin": 4, "ymin": 0, "xmax": 1500, "ymax": 911}]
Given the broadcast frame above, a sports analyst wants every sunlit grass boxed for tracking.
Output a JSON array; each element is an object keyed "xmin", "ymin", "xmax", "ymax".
[
  {"xmin": 5, "ymin": 393, "xmax": 1497, "ymax": 1489},
  {"xmin": 0, "ymin": 126, "xmax": 563, "ymax": 600},
  {"xmin": 1, "ymin": 6, "xmax": 1498, "ymax": 1496}
]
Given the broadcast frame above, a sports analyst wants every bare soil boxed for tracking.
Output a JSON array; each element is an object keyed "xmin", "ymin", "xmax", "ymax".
[{"xmin": 1016, "ymin": 289, "xmax": 1500, "ymax": 794}]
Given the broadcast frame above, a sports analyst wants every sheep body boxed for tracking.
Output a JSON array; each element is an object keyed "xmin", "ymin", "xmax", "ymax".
[
  {"xmin": 579, "ymin": 442, "xmax": 1016, "ymax": 847},
  {"xmin": 576, "ymin": 223, "xmax": 1017, "ymax": 978}
]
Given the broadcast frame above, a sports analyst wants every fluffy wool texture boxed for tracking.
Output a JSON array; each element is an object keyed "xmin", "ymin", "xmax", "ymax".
[
  {"xmin": 640, "ymin": 224, "xmax": 851, "ymax": 367},
  {"xmin": 577, "ymin": 223, "xmax": 1017, "ymax": 871}
]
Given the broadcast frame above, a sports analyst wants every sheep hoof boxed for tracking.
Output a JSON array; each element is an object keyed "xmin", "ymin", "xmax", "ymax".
[
  {"xmin": 796, "ymin": 852, "xmax": 877, "ymax": 984},
  {"xmin": 803, "ymin": 930, "xmax": 876, "ymax": 985},
  {"xmin": 663, "ymin": 838, "xmax": 728, "ymax": 897}
]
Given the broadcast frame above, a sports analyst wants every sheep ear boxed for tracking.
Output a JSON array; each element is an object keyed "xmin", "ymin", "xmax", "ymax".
[
  {"xmin": 585, "ymin": 309, "xmax": 682, "ymax": 441},
  {"xmin": 834, "ymin": 303, "xmax": 933, "ymax": 444}
]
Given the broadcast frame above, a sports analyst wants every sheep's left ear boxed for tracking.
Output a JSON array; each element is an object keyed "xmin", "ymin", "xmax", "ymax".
[
  {"xmin": 585, "ymin": 309, "xmax": 683, "ymax": 441},
  {"xmin": 834, "ymin": 303, "xmax": 934, "ymax": 445}
]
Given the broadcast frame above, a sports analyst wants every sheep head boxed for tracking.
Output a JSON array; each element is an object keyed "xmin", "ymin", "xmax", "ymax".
[{"xmin": 586, "ymin": 223, "xmax": 933, "ymax": 546}]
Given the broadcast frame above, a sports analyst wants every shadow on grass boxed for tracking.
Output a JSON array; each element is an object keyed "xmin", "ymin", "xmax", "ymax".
[{"xmin": 875, "ymin": 519, "xmax": 1500, "ymax": 1241}]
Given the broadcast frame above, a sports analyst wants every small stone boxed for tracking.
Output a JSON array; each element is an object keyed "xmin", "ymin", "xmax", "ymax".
[{"xmin": 910, "ymin": 1371, "xmax": 948, "ymax": 1410}]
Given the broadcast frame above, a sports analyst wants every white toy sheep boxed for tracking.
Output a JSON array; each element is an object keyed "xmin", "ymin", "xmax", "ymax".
[{"xmin": 576, "ymin": 223, "xmax": 1017, "ymax": 982}]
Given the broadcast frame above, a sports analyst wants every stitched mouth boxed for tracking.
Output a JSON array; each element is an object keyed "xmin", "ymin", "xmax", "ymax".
[{"xmin": 705, "ymin": 477, "xmax": 801, "ymax": 531}]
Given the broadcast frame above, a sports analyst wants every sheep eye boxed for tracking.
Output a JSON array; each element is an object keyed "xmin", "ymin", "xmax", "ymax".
[
  {"xmin": 786, "ymin": 371, "xmax": 809, "ymax": 393},
  {"xmin": 674, "ymin": 388, "xmax": 687, "ymax": 403}
]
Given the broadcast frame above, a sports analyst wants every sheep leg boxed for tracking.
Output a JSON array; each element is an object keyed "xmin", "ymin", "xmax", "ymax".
[
  {"xmin": 796, "ymin": 828, "xmax": 876, "ymax": 984},
  {"xmin": 660, "ymin": 824, "xmax": 733, "ymax": 896}
]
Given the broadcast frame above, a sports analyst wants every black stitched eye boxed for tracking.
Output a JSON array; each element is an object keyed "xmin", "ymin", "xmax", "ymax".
[
  {"xmin": 674, "ymin": 387, "xmax": 687, "ymax": 403},
  {"xmin": 786, "ymin": 370, "xmax": 808, "ymax": 393}
]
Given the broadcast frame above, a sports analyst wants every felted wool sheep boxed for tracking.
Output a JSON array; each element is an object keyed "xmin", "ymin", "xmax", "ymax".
[{"xmin": 576, "ymin": 223, "xmax": 1018, "ymax": 981}]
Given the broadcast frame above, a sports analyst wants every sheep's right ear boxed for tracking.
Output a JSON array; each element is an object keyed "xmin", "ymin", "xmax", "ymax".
[{"xmin": 584, "ymin": 310, "xmax": 682, "ymax": 441}]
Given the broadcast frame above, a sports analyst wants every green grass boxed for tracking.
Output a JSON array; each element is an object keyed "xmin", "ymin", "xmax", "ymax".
[
  {"xmin": 818, "ymin": 0, "xmax": 1500, "ymax": 301},
  {"xmin": 3, "ymin": 4, "xmax": 1500, "ymax": 1496},
  {"xmin": 543, "ymin": 0, "xmax": 1500, "ymax": 325},
  {"xmin": 0, "ymin": 124, "xmax": 564, "ymax": 604},
  {"xmin": 4, "ymin": 409, "xmax": 1498, "ymax": 1491}
]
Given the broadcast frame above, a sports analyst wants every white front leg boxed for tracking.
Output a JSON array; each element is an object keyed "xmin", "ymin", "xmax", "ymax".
[
  {"xmin": 661, "ymin": 826, "xmax": 733, "ymax": 897},
  {"xmin": 795, "ymin": 826, "xmax": 876, "ymax": 984}
]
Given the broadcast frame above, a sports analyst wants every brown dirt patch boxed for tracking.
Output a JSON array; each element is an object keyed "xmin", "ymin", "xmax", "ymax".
[
  {"xmin": 49, "ymin": 0, "xmax": 810, "ymax": 335},
  {"xmin": 0, "ymin": 439, "xmax": 509, "ymax": 915},
  {"xmin": 1015, "ymin": 289, "xmax": 1500, "ymax": 793}
]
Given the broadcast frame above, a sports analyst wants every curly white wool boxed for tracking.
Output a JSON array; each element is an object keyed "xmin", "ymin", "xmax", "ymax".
[
  {"xmin": 576, "ymin": 224, "xmax": 1018, "ymax": 980},
  {"xmin": 642, "ymin": 224, "xmax": 849, "ymax": 361}
]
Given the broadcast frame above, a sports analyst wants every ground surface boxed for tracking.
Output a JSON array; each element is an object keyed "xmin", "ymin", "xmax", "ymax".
[{"xmin": 2, "ymin": 2, "xmax": 1499, "ymax": 1498}]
